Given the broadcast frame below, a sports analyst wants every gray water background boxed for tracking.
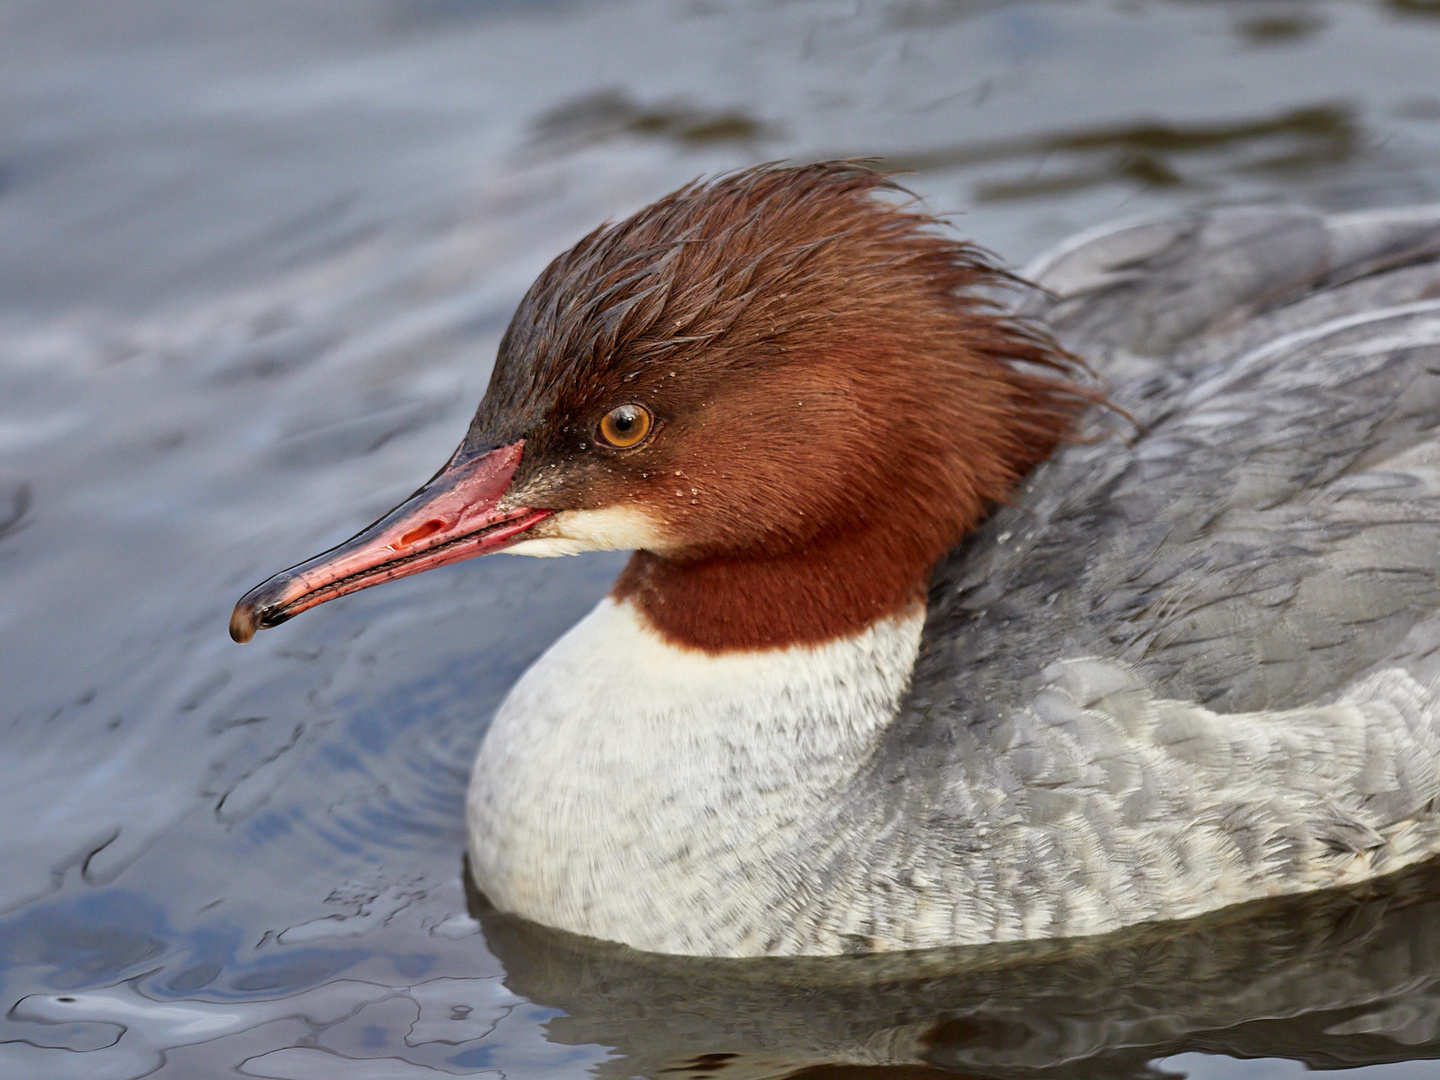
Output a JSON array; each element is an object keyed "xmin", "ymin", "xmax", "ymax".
[{"xmin": 4, "ymin": 0, "xmax": 1440, "ymax": 1076}]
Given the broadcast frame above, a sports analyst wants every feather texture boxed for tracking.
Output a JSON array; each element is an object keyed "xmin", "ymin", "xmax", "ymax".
[{"xmin": 469, "ymin": 200, "xmax": 1440, "ymax": 956}]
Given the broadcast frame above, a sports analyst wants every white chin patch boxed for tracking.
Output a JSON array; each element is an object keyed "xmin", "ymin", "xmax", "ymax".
[
  {"xmin": 500, "ymin": 537, "xmax": 595, "ymax": 558},
  {"xmin": 500, "ymin": 505, "xmax": 667, "ymax": 558}
]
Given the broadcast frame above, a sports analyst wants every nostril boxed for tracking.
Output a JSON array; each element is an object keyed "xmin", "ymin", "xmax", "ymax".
[{"xmin": 398, "ymin": 519, "xmax": 446, "ymax": 548}]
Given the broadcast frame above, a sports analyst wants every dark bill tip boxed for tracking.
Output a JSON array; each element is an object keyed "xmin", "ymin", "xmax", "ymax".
[
  {"xmin": 229, "ymin": 604, "xmax": 258, "ymax": 644},
  {"xmin": 229, "ymin": 581, "xmax": 297, "ymax": 643}
]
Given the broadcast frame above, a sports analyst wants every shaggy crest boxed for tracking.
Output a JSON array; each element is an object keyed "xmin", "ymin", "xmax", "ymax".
[{"xmin": 458, "ymin": 162, "xmax": 1096, "ymax": 649}]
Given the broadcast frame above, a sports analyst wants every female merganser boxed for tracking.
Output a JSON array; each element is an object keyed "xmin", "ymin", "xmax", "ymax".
[{"xmin": 231, "ymin": 162, "xmax": 1440, "ymax": 958}]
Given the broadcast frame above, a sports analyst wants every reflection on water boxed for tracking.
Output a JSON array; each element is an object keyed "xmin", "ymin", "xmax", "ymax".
[
  {"xmin": 884, "ymin": 103, "xmax": 1360, "ymax": 199},
  {"xmin": 483, "ymin": 859, "xmax": 1440, "ymax": 1078},
  {"xmin": 1390, "ymin": 0, "xmax": 1440, "ymax": 16},
  {"xmin": 13, "ymin": 858, "xmax": 1440, "ymax": 1077},
  {"xmin": 1233, "ymin": 12, "xmax": 1328, "ymax": 46},
  {"xmin": 3, "ymin": 0, "xmax": 1440, "ymax": 1077},
  {"xmin": 533, "ymin": 90, "xmax": 779, "ymax": 152}
]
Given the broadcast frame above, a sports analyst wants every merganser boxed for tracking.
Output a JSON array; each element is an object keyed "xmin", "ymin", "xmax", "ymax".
[{"xmin": 230, "ymin": 162, "xmax": 1440, "ymax": 957}]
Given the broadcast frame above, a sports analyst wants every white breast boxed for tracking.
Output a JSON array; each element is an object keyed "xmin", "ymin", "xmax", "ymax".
[{"xmin": 466, "ymin": 597, "xmax": 923, "ymax": 956}]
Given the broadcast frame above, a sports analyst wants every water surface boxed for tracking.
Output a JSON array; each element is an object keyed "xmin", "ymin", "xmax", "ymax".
[{"xmin": 4, "ymin": 0, "xmax": 1440, "ymax": 1076}]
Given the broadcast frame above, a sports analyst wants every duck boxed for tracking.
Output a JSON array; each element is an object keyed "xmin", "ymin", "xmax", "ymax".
[{"xmin": 230, "ymin": 162, "xmax": 1440, "ymax": 958}]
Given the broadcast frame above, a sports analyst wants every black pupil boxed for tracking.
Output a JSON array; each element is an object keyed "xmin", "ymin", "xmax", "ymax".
[{"xmin": 613, "ymin": 409, "xmax": 635, "ymax": 432}]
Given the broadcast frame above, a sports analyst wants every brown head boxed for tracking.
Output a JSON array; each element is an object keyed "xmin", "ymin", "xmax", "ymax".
[{"xmin": 230, "ymin": 162, "xmax": 1092, "ymax": 653}]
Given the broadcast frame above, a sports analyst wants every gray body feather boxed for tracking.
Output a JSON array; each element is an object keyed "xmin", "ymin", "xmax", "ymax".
[{"xmin": 794, "ymin": 204, "xmax": 1440, "ymax": 952}]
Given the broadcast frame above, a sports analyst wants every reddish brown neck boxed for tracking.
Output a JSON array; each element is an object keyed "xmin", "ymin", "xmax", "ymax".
[{"xmin": 611, "ymin": 524, "xmax": 934, "ymax": 653}]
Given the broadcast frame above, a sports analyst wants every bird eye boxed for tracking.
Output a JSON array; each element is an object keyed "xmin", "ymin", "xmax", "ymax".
[{"xmin": 597, "ymin": 404, "xmax": 653, "ymax": 449}]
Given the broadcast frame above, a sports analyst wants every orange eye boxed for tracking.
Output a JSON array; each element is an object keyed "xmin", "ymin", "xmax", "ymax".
[{"xmin": 598, "ymin": 404, "xmax": 653, "ymax": 448}]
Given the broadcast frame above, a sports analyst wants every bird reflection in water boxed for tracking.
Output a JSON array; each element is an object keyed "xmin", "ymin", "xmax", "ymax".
[{"xmin": 472, "ymin": 856, "xmax": 1440, "ymax": 1079}]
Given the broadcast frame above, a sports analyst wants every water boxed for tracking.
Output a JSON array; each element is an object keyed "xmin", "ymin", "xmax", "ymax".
[{"xmin": 3, "ymin": 0, "xmax": 1440, "ymax": 1076}]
